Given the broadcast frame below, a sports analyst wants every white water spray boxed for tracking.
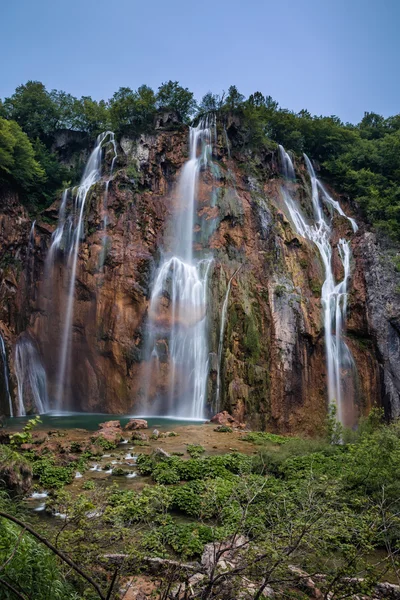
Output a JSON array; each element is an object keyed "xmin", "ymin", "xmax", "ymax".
[
  {"xmin": 279, "ymin": 146, "xmax": 358, "ymax": 425},
  {"xmin": 143, "ymin": 116, "xmax": 215, "ymax": 418},
  {"xmin": 14, "ymin": 336, "xmax": 48, "ymax": 415}
]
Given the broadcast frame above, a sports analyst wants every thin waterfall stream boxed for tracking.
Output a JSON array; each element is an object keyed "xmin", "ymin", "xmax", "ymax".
[
  {"xmin": 0, "ymin": 335, "xmax": 13, "ymax": 417},
  {"xmin": 279, "ymin": 145, "xmax": 358, "ymax": 425}
]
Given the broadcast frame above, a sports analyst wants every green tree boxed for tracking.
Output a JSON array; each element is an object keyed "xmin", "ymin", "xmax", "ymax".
[
  {"xmin": 0, "ymin": 118, "xmax": 45, "ymax": 189},
  {"xmin": 224, "ymin": 85, "xmax": 245, "ymax": 111},
  {"xmin": 109, "ymin": 85, "xmax": 156, "ymax": 137},
  {"xmin": 71, "ymin": 96, "xmax": 109, "ymax": 136},
  {"xmin": 2, "ymin": 81, "xmax": 60, "ymax": 139},
  {"xmin": 156, "ymin": 80, "xmax": 197, "ymax": 122}
]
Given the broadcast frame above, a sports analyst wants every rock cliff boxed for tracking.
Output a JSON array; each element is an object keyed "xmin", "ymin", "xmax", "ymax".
[{"xmin": 0, "ymin": 121, "xmax": 399, "ymax": 434}]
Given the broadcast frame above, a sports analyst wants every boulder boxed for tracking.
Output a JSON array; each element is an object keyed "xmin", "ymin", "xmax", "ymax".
[
  {"xmin": 131, "ymin": 431, "xmax": 149, "ymax": 441},
  {"xmin": 210, "ymin": 411, "xmax": 245, "ymax": 429},
  {"xmin": 154, "ymin": 447, "xmax": 170, "ymax": 459},
  {"xmin": 124, "ymin": 419, "xmax": 148, "ymax": 431},
  {"xmin": 94, "ymin": 420, "xmax": 123, "ymax": 444},
  {"xmin": 99, "ymin": 420, "xmax": 121, "ymax": 430}
]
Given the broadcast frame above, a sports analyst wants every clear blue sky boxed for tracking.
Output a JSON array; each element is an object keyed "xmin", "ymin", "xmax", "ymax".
[{"xmin": 1, "ymin": 0, "xmax": 399, "ymax": 123}]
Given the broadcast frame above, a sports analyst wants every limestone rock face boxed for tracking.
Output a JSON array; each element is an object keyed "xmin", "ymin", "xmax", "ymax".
[
  {"xmin": 355, "ymin": 232, "xmax": 400, "ymax": 418},
  {"xmin": 0, "ymin": 126, "xmax": 397, "ymax": 433}
]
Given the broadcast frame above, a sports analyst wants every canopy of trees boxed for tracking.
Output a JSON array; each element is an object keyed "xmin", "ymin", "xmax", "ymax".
[{"xmin": 1, "ymin": 80, "xmax": 399, "ymax": 241}]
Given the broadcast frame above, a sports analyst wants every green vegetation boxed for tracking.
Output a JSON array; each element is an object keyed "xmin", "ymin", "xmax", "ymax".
[
  {"xmin": 186, "ymin": 444, "xmax": 206, "ymax": 458},
  {"xmin": 0, "ymin": 511, "xmax": 77, "ymax": 599},
  {"xmin": 9, "ymin": 415, "xmax": 41, "ymax": 447},
  {"xmin": 2, "ymin": 80, "xmax": 400, "ymax": 241},
  {"xmin": 2, "ymin": 411, "xmax": 400, "ymax": 597},
  {"xmin": 0, "ymin": 117, "xmax": 44, "ymax": 190}
]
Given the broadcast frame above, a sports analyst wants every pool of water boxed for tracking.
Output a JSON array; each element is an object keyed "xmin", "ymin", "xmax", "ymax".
[{"xmin": 4, "ymin": 413, "xmax": 207, "ymax": 431}]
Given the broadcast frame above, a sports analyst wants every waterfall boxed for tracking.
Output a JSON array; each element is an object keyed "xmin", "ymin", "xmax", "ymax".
[
  {"xmin": 142, "ymin": 116, "xmax": 214, "ymax": 418},
  {"xmin": 0, "ymin": 335, "xmax": 13, "ymax": 417},
  {"xmin": 215, "ymin": 266, "xmax": 242, "ymax": 412},
  {"xmin": 29, "ymin": 220, "xmax": 36, "ymax": 247},
  {"xmin": 15, "ymin": 335, "xmax": 48, "ymax": 415},
  {"xmin": 278, "ymin": 145, "xmax": 295, "ymax": 180},
  {"xmin": 279, "ymin": 147, "xmax": 358, "ymax": 425},
  {"xmin": 99, "ymin": 133, "xmax": 117, "ymax": 271},
  {"xmin": 45, "ymin": 131, "xmax": 116, "ymax": 410}
]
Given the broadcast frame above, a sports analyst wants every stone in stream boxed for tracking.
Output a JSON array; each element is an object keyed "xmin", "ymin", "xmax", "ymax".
[{"xmin": 124, "ymin": 419, "xmax": 148, "ymax": 431}]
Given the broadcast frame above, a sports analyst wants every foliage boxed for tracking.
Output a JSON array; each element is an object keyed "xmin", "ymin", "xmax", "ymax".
[
  {"xmin": 186, "ymin": 444, "xmax": 206, "ymax": 458},
  {"xmin": 9, "ymin": 416, "xmax": 42, "ymax": 447},
  {"xmin": 32, "ymin": 457, "xmax": 75, "ymax": 489},
  {"xmin": 156, "ymin": 80, "xmax": 197, "ymax": 122},
  {"xmin": 2, "ymin": 81, "xmax": 60, "ymax": 139},
  {"xmin": 109, "ymin": 85, "xmax": 156, "ymax": 137},
  {"xmin": 242, "ymin": 431, "xmax": 289, "ymax": 445},
  {"xmin": 0, "ymin": 117, "xmax": 45, "ymax": 190},
  {"xmin": 0, "ymin": 514, "xmax": 77, "ymax": 599},
  {"xmin": 91, "ymin": 436, "xmax": 117, "ymax": 451}
]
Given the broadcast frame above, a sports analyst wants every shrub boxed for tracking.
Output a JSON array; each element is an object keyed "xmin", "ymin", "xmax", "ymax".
[{"xmin": 186, "ymin": 444, "xmax": 205, "ymax": 458}]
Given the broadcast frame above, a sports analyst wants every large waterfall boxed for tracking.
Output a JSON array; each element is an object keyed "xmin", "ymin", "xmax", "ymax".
[
  {"xmin": 141, "ymin": 117, "xmax": 214, "ymax": 418},
  {"xmin": 46, "ymin": 131, "xmax": 116, "ymax": 411},
  {"xmin": 279, "ymin": 145, "xmax": 358, "ymax": 426}
]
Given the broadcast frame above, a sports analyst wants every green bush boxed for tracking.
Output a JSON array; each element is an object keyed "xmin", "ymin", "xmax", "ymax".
[
  {"xmin": 32, "ymin": 457, "xmax": 74, "ymax": 489},
  {"xmin": 186, "ymin": 444, "xmax": 205, "ymax": 458}
]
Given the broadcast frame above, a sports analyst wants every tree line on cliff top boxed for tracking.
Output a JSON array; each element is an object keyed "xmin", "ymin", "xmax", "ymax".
[{"xmin": 1, "ymin": 80, "xmax": 400, "ymax": 242}]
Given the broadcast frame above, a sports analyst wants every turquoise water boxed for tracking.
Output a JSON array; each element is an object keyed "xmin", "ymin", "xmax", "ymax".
[{"xmin": 4, "ymin": 413, "xmax": 206, "ymax": 432}]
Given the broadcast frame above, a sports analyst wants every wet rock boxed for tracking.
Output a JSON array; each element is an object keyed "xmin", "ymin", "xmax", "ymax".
[
  {"xmin": 99, "ymin": 420, "xmax": 121, "ymax": 430},
  {"xmin": 94, "ymin": 421, "xmax": 123, "ymax": 444},
  {"xmin": 131, "ymin": 431, "xmax": 149, "ymax": 441},
  {"xmin": 210, "ymin": 410, "xmax": 245, "ymax": 429},
  {"xmin": 124, "ymin": 419, "xmax": 148, "ymax": 431},
  {"xmin": 154, "ymin": 447, "xmax": 170, "ymax": 459},
  {"xmin": 0, "ymin": 452, "xmax": 32, "ymax": 496}
]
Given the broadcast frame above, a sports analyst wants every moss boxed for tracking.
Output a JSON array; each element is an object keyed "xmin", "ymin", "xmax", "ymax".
[
  {"xmin": 310, "ymin": 278, "xmax": 322, "ymax": 296},
  {"xmin": 274, "ymin": 284, "xmax": 286, "ymax": 297},
  {"xmin": 244, "ymin": 314, "xmax": 261, "ymax": 361}
]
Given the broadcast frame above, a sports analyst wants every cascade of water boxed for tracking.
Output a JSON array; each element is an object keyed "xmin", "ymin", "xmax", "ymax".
[
  {"xmin": 215, "ymin": 266, "xmax": 242, "ymax": 412},
  {"xmin": 15, "ymin": 336, "xmax": 48, "ymax": 415},
  {"xmin": 279, "ymin": 148, "xmax": 357, "ymax": 425},
  {"xmin": 29, "ymin": 220, "xmax": 36, "ymax": 246},
  {"xmin": 278, "ymin": 145, "xmax": 295, "ymax": 180},
  {"xmin": 45, "ymin": 131, "xmax": 115, "ymax": 410},
  {"xmin": 143, "ymin": 116, "xmax": 215, "ymax": 418},
  {"xmin": 0, "ymin": 335, "xmax": 13, "ymax": 417},
  {"xmin": 99, "ymin": 133, "xmax": 117, "ymax": 271}
]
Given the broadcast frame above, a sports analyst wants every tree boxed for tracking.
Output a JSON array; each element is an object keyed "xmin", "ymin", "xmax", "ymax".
[
  {"xmin": 224, "ymin": 85, "xmax": 245, "ymax": 111},
  {"xmin": 70, "ymin": 96, "xmax": 109, "ymax": 136},
  {"xmin": 2, "ymin": 81, "xmax": 60, "ymax": 139},
  {"xmin": 198, "ymin": 92, "xmax": 225, "ymax": 115},
  {"xmin": 156, "ymin": 80, "xmax": 197, "ymax": 122},
  {"xmin": 109, "ymin": 85, "xmax": 156, "ymax": 137},
  {"xmin": 0, "ymin": 118, "xmax": 45, "ymax": 189}
]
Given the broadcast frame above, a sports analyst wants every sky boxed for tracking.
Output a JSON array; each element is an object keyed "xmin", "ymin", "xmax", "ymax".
[{"xmin": 1, "ymin": 0, "xmax": 399, "ymax": 124}]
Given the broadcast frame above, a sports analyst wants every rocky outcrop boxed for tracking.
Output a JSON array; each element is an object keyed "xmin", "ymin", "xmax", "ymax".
[
  {"xmin": 0, "ymin": 123, "xmax": 397, "ymax": 432},
  {"xmin": 355, "ymin": 232, "xmax": 400, "ymax": 418}
]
